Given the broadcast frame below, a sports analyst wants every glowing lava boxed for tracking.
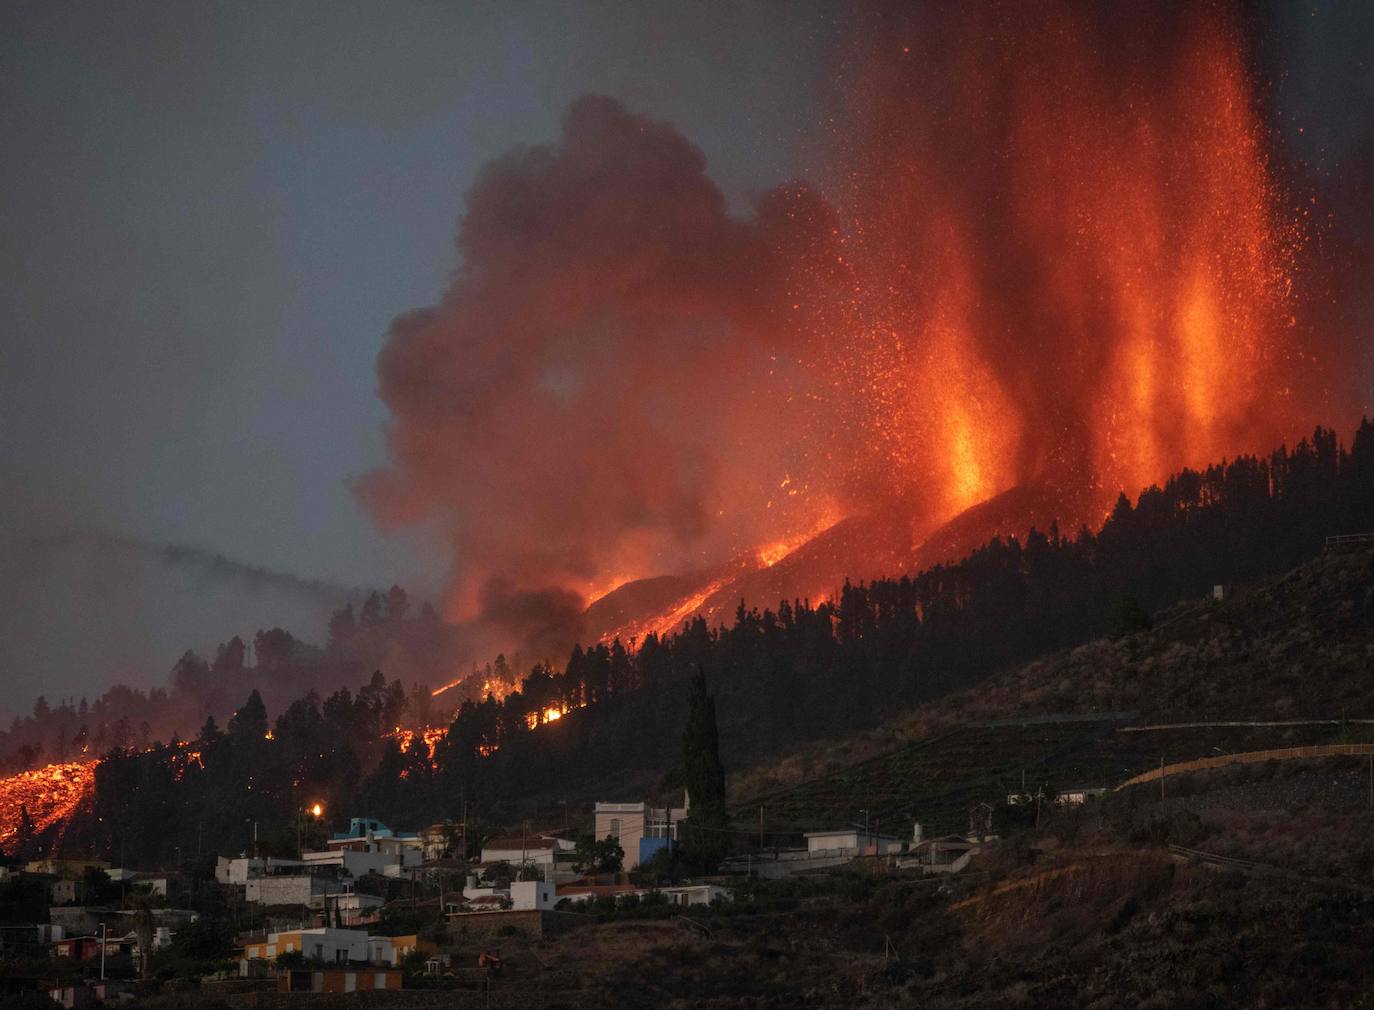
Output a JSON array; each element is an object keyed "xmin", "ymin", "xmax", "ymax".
[{"xmin": 0, "ymin": 760, "xmax": 98, "ymax": 850}]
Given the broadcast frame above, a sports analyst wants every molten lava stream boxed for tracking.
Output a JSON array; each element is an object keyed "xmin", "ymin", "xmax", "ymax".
[{"xmin": 0, "ymin": 760, "xmax": 98, "ymax": 847}]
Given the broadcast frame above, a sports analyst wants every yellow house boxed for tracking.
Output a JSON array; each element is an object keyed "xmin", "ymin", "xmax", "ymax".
[{"xmin": 242, "ymin": 928, "xmax": 368, "ymax": 966}]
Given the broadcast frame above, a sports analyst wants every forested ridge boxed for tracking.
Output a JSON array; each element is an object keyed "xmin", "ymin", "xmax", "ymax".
[{"xmin": 7, "ymin": 421, "xmax": 1374, "ymax": 867}]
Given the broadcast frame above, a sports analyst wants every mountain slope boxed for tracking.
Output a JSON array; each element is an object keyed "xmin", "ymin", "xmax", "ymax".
[{"xmin": 584, "ymin": 479, "xmax": 1091, "ymax": 642}]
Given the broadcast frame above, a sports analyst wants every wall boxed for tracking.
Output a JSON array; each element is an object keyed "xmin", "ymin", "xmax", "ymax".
[
  {"xmin": 1117, "ymin": 743, "xmax": 1374, "ymax": 790},
  {"xmin": 246, "ymin": 876, "xmax": 327, "ymax": 906},
  {"xmin": 595, "ymin": 805, "xmax": 647, "ymax": 870},
  {"xmin": 509, "ymin": 881, "xmax": 556, "ymax": 911},
  {"xmin": 446, "ymin": 909, "xmax": 588, "ymax": 940}
]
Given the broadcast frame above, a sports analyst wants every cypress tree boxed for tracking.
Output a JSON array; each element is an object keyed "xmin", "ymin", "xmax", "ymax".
[{"xmin": 680, "ymin": 666, "xmax": 729, "ymax": 870}]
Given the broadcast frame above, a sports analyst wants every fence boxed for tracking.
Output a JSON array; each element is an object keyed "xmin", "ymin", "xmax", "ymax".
[
  {"xmin": 1115, "ymin": 743, "xmax": 1374, "ymax": 791},
  {"xmin": 1120, "ymin": 719, "xmax": 1374, "ymax": 732},
  {"xmin": 1325, "ymin": 533, "xmax": 1374, "ymax": 551}
]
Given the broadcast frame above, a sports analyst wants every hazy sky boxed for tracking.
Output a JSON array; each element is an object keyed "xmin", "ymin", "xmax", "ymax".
[
  {"xmin": 0, "ymin": 1, "xmax": 834, "ymax": 712},
  {"xmin": 1, "ymin": 1, "xmax": 1369, "ymax": 717}
]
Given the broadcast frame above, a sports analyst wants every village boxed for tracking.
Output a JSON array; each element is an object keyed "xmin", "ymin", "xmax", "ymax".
[{"xmin": 0, "ymin": 780, "xmax": 1107, "ymax": 1006}]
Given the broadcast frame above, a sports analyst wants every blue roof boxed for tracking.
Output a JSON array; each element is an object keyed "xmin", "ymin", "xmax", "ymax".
[{"xmin": 332, "ymin": 817, "xmax": 395, "ymax": 840}]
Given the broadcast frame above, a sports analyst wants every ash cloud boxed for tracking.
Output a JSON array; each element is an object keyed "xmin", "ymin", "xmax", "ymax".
[{"xmin": 361, "ymin": 95, "xmax": 840, "ymax": 652}]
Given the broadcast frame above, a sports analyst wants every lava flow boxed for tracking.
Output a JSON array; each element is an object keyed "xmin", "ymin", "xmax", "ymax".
[{"xmin": 0, "ymin": 760, "xmax": 98, "ymax": 849}]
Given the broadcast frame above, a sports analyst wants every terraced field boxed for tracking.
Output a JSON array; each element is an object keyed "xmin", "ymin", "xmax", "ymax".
[{"xmin": 737, "ymin": 719, "xmax": 1374, "ymax": 839}]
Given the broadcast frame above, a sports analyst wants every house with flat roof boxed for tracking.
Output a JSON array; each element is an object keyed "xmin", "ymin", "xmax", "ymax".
[
  {"xmin": 803, "ymin": 829, "xmax": 904, "ymax": 858},
  {"xmin": 478, "ymin": 834, "xmax": 574, "ymax": 868},
  {"xmin": 242, "ymin": 927, "xmax": 366, "ymax": 969},
  {"xmin": 593, "ymin": 795, "xmax": 688, "ymax": 870}
]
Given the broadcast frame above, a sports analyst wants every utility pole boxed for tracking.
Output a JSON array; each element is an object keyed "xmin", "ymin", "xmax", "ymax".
[
  {"xmin": 759, "ymin": 805, "xmax": 764, "ymax": 850},
  {"xmin": 99, "ymin": 921, "xmax": 106, "ymax": 981}
]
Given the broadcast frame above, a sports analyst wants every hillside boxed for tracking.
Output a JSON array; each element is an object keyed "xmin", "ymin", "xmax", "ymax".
[
  {"xmin": 582, "ymin": 480, "xmax": 1089, "ymax": 644},
  {"xmin": 729, "ymin": 544, "xmax": 1374, "ymax": 835},
  {"xmin": 941, "ymin": 543, "xmax": 1374, "ymax": 725}
]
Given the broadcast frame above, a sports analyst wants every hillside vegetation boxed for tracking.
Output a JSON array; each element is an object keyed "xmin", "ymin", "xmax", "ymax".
[{"xmin": 729, "ymin": 545, "xmax": 1374, "ymax": 839}]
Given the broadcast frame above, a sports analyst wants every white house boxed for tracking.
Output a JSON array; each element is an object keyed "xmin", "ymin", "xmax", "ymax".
[
  {"xmin": 325, "ymin": 818, "xmax": 424, "ymax": 862},
  {"xmin": 313, "ymin": 892, "xmax": 386, "ymax": 925},
  {"xmin": 803, "ymin": 830, "xmax": 904, "ymax": 858},
  {"xmin": 458, "ymin": 878, "xmax": 557, "ymax": 912},
  {"xmin": 216, "ymin": 856, "xmax": 310, "ymax": 885},
  {"xmin": 300, "ymin": 848, "xmax": 407, "ymax": 879},
  {"xmin": 593, "ymin": 796, "xmax": 688, "ymax": 871},
  {"xmin": 478, "ymin": 835, "xmax": 572, "ymax": 868},
  {"xmin": 660, "ymin": 884, "xmax": 729, "ymax": 907}
]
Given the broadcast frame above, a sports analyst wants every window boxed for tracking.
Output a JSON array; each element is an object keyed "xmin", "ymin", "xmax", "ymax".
[
  {"xmin": 336, "ymin": 948, "xmax": 347, "ymax": 964},
  {"xmin": 610, "ymin": 818, "xmax": 621, "ymax": 840}
]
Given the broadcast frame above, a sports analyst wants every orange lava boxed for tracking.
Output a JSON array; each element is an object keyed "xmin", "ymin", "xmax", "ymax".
[
  {"xmin": 814, "ymin": 3, "xmax": 1316, "ymax": 533},
  {"xmin": 383, "ymin": 725, "xmax": 448, "ymax": 762},
  {"xmin": 432, "ymin": 674, "xmax": 517, "ymax": 701},
  {"xmin": 0, "ymin": 760, "xmax": 98, "ymax": 849}
]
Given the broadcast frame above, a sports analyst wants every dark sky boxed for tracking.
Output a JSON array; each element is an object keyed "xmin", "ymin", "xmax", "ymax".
[
  {"xmin": 1, "ymin": 1, "xmax": 1369, "ymax": 719},
  {"xmin": 0, "ymin": 1, "xmax": 831, "ymax": 715}
]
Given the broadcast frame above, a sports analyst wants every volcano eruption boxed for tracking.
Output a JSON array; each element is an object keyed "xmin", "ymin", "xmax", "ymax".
[{"xmin": 365, "ymin": 2, "xmax": 1353, "ymax": 668}]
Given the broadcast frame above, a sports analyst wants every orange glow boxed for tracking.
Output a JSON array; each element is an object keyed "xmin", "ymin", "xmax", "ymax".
[
  {"xmin": 815, "ymin": 3, "xmax": 1313, "ymax": 541},
  {"xmin": 599, "ymin": 573, "xmax": 734, "ymax": 645},
  {"xmin": 310, "ymin": 802, "xmax": 323, "ymax": 818},
  {"xmin": 524, "ymin": 704, "xmax": 577, "ymax": 730},
  {"xmin": 430, "ymin": 676, "xmax": 463, "ymax": 698},
  {"xmin": 383, "ymin": 725, "xmax": 448, "ymax": 765},
  {"xmin": 0, "ymin": 760, "xmax": 98, "ymax": 849},
  {"xmin": 756, "ymin": 510, "xmax": 843, "ymax": 569},
  {"xmin": 431, "ymin": 674, "xmax": 516, "ymax": 702}
]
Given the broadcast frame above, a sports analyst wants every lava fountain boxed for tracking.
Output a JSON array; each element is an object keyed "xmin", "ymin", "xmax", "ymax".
[{"xmin": 811, "ymin": 2, "xmax": 1319, "ymax": 528}]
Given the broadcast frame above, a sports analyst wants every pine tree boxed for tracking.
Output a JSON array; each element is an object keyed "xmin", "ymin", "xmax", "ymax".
[{"xmin": 228, "ymin": 691, "xmax": 268, "ymax": 741}]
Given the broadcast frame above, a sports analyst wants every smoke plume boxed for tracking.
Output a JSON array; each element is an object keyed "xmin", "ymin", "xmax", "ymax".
[
  {"xmin": 360, "ymin": 94, "xmax": 839, "ymax": 647},
  {"xmin": 366, "ymin": 4, "xmax": 1358, "ymax": 662}
]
